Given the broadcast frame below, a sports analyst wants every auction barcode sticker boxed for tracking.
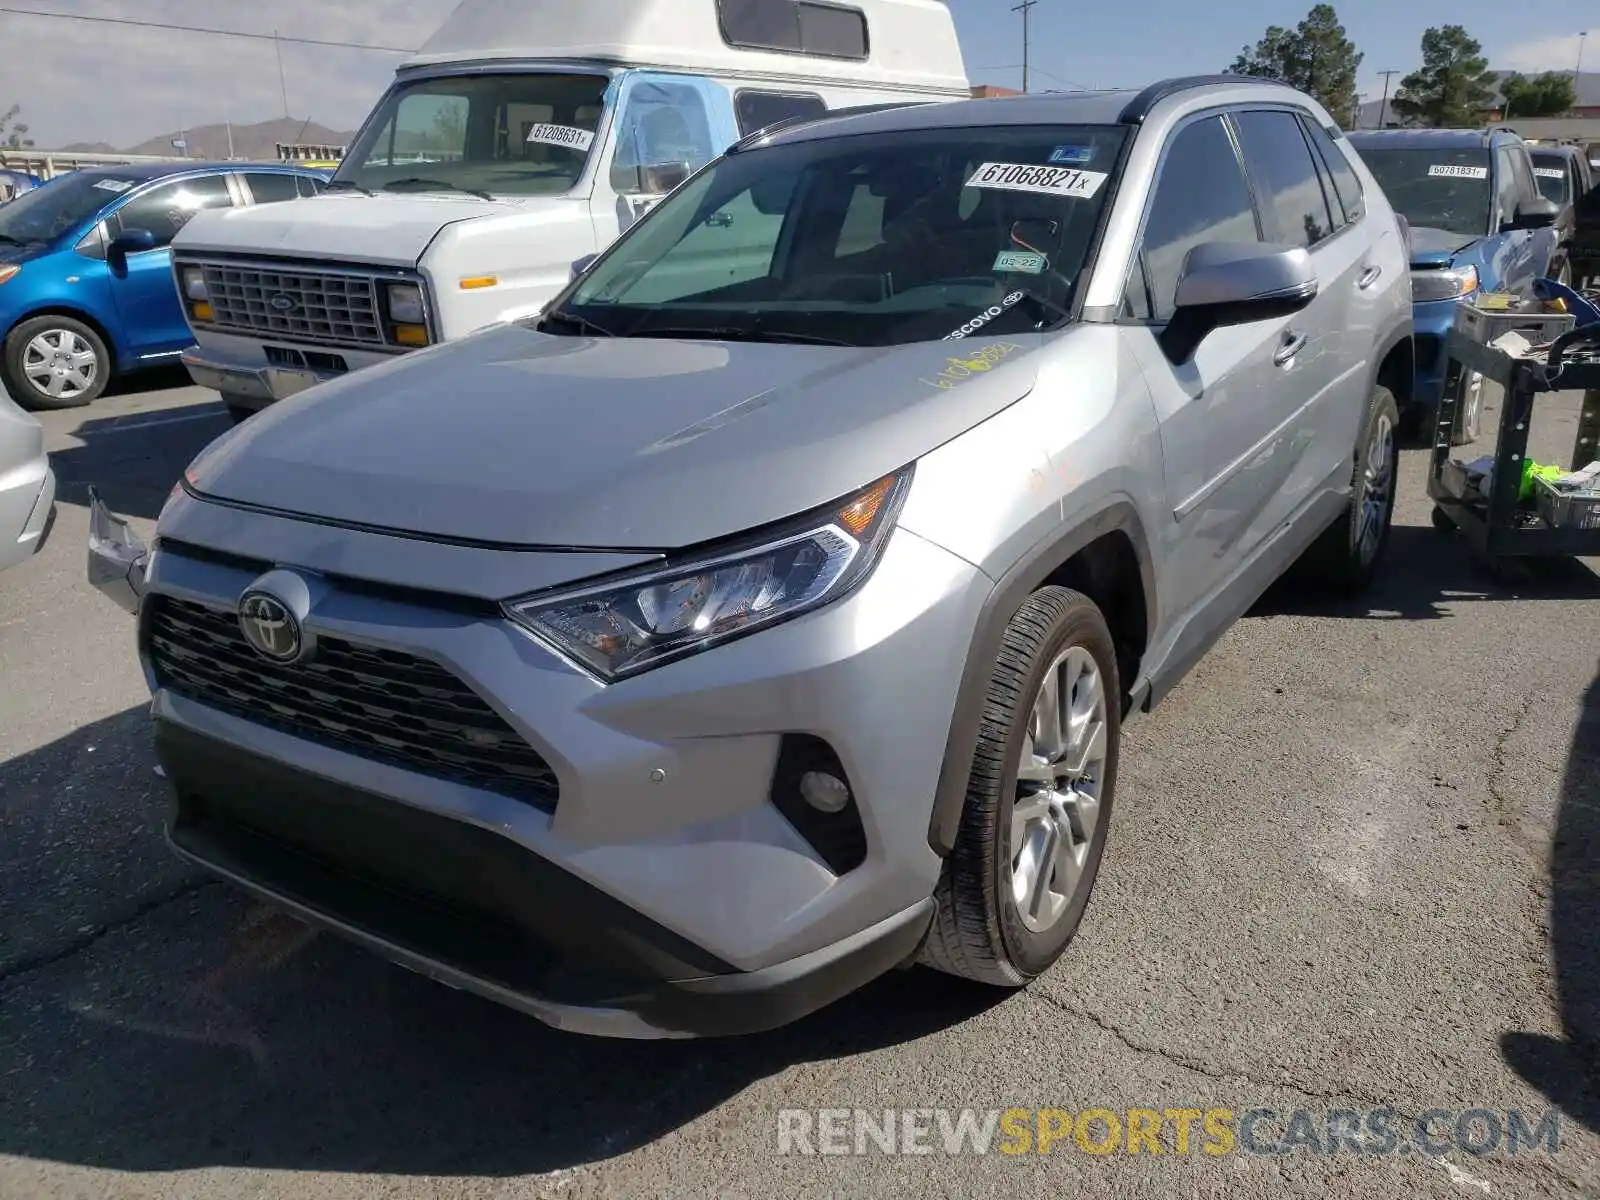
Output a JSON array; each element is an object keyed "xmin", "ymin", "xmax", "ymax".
[
  {"xmin": 1534, "ymin": 167, "xmax": 1565, "ymax": 179},
  {"xmin": 1427, "ymin": 164, "xmax": 1488, "ymax": 179},
  {"xmin": 965, "ymin": 162, "xmax": 1108, "ymax": 199},
  {"xmin": 525, "ymin": 123, "xmax": 595, "ymax": 152}
]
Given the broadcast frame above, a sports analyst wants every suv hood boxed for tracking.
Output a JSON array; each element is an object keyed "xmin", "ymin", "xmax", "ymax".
[
  {"xmin": 171, "ymin": 191, "xmax": 533, "ymax": 268},
  {"xmin": 184, "ymin": 322, "xmax": 1047, "ymax": 550},
  {"xmin": 1408, "ymin": 225, "xmax": 1483, "ymax": 268}
]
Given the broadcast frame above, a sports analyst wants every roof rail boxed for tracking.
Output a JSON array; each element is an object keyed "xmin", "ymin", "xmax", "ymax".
[{"xmin": 1118, "ymin": 73, "xmax": 1282, "ymax": 124}]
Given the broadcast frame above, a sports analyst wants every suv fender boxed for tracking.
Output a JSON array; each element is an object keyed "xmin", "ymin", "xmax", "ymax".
[{"xmin": 927, "ymin": 499, "xmax": 1156, "ymax": 856}]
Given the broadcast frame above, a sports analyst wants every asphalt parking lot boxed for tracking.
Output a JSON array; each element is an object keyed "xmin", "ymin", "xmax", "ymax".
[{"xmin": 2, "ymin": 372, "xmax": 1598, "ymax": 1199}]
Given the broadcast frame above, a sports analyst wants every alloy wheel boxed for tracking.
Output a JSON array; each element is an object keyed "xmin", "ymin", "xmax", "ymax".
[
  {"xmin": 1010, "ymin": 644, "xmax": 1108, "ymax": 934},
  {"xmin": 1356, "ymin": 411, "xmax": 1394, "ymax": 563}
]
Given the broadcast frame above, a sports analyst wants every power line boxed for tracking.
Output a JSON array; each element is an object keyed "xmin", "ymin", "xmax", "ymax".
[{"xmin": 0, "ymin": 6, "xmax": 415, "ymax": 53}]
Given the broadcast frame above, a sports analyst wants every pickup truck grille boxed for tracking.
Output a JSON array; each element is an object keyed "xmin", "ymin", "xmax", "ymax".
[
  {"xmin": 188, "ymin": 259, "xmax": 388, "ymax": 349},
  {"xmin": 145, "ymin": 596, "xmax": 559, "ymax": 811}
]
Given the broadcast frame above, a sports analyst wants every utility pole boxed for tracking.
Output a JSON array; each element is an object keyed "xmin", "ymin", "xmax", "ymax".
[
  {"xmin": 1012, "ymin": 0, "xmax": 1037, "ymax": 93},
  {"xmin": 274, "ymin": 29, "xmax": 291, "ymax": 120},
  {"xmin": 1375, "ymin": 69, "xmax": 1399, "ymax": 129},
  {"xmin": 1578, "ymin": 31, "xmax": 1589, "ymax": 79}
]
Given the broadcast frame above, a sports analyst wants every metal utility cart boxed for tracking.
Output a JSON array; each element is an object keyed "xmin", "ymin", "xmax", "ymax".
[{"xmin": 1427, "ymin": 309, "xmax": 1600, "ymax": 572}]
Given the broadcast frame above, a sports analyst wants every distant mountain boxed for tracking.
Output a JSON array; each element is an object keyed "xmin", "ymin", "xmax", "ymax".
[{"xmin": 118, "ymin": 118, "xmax": 358, "ymax": 160}]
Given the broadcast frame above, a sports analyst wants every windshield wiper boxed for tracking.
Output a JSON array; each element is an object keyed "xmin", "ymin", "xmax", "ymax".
[
  {"xmin": 538, "ymin": 308, "xmax": 617, "ymax": 338},
  {"xmin": 382, "ymin": 177, "xmax": 493, "ymax": 201},
  {"xmin": 323, "ymin": 179, "xmax": 372, "ymax": 196},
  {"xmin": 626, "ymin": 325, "xmax": 856, "ymax": 347}
]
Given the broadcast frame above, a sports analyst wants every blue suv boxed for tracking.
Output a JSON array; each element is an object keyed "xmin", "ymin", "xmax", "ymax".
[
  {"xmin": 1346, "ymin": 128, "xmax": 1560, "ymax": 438},
  {"xmin": 0, "ymin": 162, "xmax": 328, "ymax": 409}
]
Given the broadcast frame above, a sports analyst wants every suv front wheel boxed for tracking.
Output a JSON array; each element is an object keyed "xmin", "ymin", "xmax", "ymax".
[
  {"xmin": 1302, "ymin": 383, "xmax": 1401, "ymax": 593},
  {"xmin": 922, "ymin": 586, "xmax": 1120, "ymax": 987}
]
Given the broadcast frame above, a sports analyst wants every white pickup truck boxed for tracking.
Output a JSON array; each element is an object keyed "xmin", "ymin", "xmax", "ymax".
[{"xmin": 170, "ymin": 0, "xmax": 970, "ymax": 422}]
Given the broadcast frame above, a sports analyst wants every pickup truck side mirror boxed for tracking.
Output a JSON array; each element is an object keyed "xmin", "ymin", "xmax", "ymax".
[
  {"xmin": 570, "ymin": 254, "xmax": 597, "ymax": 281},
  {"xmin": 637, "ymin": 160, "xmax": 691, "ymax": 196},
  {"xmin": 1159, "ymin": 241, "xmax": 1319, "ymax": 366},
  {"xmin": 1505, "ymin": 196, "xmax": 1561, "ymax": 231},
  {"xmin": 106, "ymin": 227, "xmax": 158, "ymax": 273}
]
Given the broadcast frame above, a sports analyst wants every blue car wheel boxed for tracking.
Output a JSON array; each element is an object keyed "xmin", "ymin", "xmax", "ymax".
[{"xmin": 2, "ymin": 314, "xmax": 110, "ymax": 410}]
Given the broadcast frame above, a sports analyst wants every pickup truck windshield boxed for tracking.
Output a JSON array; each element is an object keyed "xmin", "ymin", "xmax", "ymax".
[
  {"xmin": 1351, "ymin": 147, "xmax": 1492, "ymax": 239},
  {"xmin": 553, "ymin": 124, "xmax": 1128, "ymax": 347},
  {"xmin": 0, "ymin": 172, "xmax": 131, "ymax": 246},
  {"xmin": 335, "ymin": 72, "xmax": 609, "ymax": 197}
]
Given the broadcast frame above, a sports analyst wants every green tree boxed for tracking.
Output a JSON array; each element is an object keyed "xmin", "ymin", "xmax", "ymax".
[
  {"xmin": 0, "ymin": 105, "xmax": 33, "ymax": 150},
  {"xmin": 1499, "ymin": 71, "xmax": 1577, "ymax": 118},
  {"xmin": 1390, "ymin": 26, "xmax": 1499, "ymax": 127},
  {"xmin": 1228, "ymin": 5, "xmax": 1364, "ymax": 125}
]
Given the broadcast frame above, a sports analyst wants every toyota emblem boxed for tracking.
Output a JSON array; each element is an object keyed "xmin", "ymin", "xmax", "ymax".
[
  {"xmin": 238, "ymin": 590, "xmax": 302, "ymax": 662},
  {"xmin": 269, "ymin": 293, "xmax": 297, "ymax": 312}
]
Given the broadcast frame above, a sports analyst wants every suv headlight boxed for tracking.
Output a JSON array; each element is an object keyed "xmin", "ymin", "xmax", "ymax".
[
  {"xmin": 386, "ymin": 282, "xmax": 426, "ymax": 324},
  {"xmin": 1410, "ymin": 264, "xmax": 1478, "ymax": 302},
  {"xmin": 505, "ymin": 468, "xmax": 914, "ymax": 681},
  {"xmin": 180, "ymin": 266, "xmax": 208, "ymax": 301}
]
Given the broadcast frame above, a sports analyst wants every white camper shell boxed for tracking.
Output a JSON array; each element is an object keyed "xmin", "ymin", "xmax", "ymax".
[{"xmin": 171, "ymin": 0, "xmax": 969, "ymax": 420}]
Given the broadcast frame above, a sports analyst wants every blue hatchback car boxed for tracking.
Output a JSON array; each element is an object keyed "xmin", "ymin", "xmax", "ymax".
[
  {"xmin": 0, "ymin": 162, "xmax": 328, "ymax": 409},
  {"xmin": 1346, "ymin": 128, "xmax": 1561, "ymax": 436}
]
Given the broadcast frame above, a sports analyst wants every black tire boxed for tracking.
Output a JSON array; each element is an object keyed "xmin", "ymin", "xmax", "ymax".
[
  {"xmin": 1431, "ymin": 505, "xmax": 1457, "ymax": 534},
  {"xmin": 3, "ymin": 314, "xmax": 110, "ymax": 409},
  {"xmin": 921, "ymin": 586, "xmax": 1120, "ymax": 987},
  {"xmin": 1302, "ymin": 384, "xmax": 1401, "ymax": 594}
]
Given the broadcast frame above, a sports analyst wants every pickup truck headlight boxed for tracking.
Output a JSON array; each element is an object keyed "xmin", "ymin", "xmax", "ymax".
[
  {"xmin": 386, "ymin": 282, "xmax": 426, "ymax": 324},
  {"xmin": 505, "ymin": 468, "xmax": 913, "ymax": 681},
  {"xmin": 1410, "ymin": 264, "xmax": 1478, "ymax": 302},
  {"xmin": 180, "ymin": 266, "xmax": 208, "ymax": 301}
]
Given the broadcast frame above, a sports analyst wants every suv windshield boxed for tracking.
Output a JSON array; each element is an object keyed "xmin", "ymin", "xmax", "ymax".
[
  {"xmin": 1530, "ymin": 154, "xmax": 1572, "ymax": 206},
  {"xmin": 553, "ymin": 124, "xmax": 1129, "ymax": 347},
  {"xmin": 336, "ymin": 72, "xmax": 609, "ymax": 197},
  {"xmin": 0, "ymin": 171, "xmax": 130, "ymax": 247},
  {"xmin": 1349, "ymin": 147, "xmax": 1492, "ymax": 238}
]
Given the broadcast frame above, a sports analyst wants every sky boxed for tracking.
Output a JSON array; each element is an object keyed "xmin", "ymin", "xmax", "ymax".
[{"xmin": 1, "ymin": 0, "xmax": 1595, "ymax": 148}]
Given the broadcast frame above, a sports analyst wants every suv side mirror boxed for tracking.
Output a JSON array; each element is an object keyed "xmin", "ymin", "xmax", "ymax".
[
  {"xmin": 106, "ymin": 227, "xmax": 158, "ymax": 272},
  {"xmin": 570, "ymin": 254, "xmax": 597, "ymax": 281},
  {"xmin": 1159, "ymin": 241, "xmax": 1319, "ymax": 365},
  {"xmin": 1506, "ymin": 195, "xmax": 1560, "ymax": 231}
]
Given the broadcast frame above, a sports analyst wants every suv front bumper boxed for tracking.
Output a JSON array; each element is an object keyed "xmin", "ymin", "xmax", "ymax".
[{"xmin": 129, "ymin": 499, "xmax": 990, "ymax": 1037}]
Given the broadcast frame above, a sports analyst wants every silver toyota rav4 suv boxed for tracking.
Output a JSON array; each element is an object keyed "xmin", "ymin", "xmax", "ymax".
[{"xmin": 89, "ymin": 76, "xmax": 1413, "ymax": 1038}]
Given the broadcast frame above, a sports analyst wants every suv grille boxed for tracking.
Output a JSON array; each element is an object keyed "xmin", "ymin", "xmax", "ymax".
[
  {"xmin": 145, "ymin": 597, "xmax": 558, "ymax": 810},
  {"xmin": 192, "ymin": 259, "xmax": 388, "ymax": 348}
]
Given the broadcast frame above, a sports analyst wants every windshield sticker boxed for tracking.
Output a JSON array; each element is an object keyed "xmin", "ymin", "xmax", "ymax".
[
  {"xmin": 921, "ymin": 341, "xmax": 1024, "ymax": 390},
  {"xmin": 1534, "ymin": 167, "xmax": 1565, "ymax": 179},
  {"xmin": 965, "ymin": 162, "xmax": 1108, "ymax": 199},
  {"xmin": 1048, "ymin": 145, "xmax": 1094, "ymax": 166},
  {"xmin": 994, "ymin": 249, "xmax": 1047, "ymax": 274},
  {"xmin": 93, "ymin": 179, "xmax": 134, "ymax": 193},
  {"xmin": 525, "ymin": 123, "xmax": 595, "ymax": 152},
  {"xmin": 1426, "ymin": 164, "xmax": 1488, "ymax": 179},
  {"xmin": 945, "ymin": 290, "xmax": 1026, "ymax": 341}
]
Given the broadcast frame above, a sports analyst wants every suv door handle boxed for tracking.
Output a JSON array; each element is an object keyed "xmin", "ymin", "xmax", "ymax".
[
  {"xmin": 1273, "ymin": 330, "xmax": 1308, "ymax": 366},
  {"xmin": 1357, "ymin": 265, "xmax": 1383, "ymax": 290}
]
